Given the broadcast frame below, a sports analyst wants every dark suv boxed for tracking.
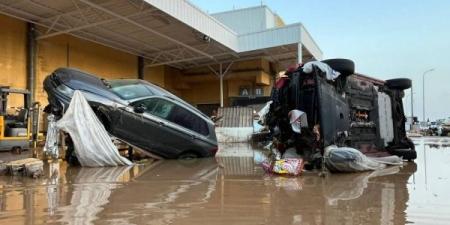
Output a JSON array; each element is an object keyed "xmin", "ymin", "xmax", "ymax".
[
  {"xmin": 44, "ymin": 68, "xmax": 218, "ymax": 159},
  {"xmin": 266, "ymin": 59, "xmax": 416, "ymax": 161}
]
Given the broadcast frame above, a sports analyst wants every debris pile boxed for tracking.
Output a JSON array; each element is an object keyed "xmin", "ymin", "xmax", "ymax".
[
  {"xmin": 256, "ymin": 60, "xmax": 407, "ymax": 174},
  {"xmin": 0, "ymin": 158, "xmax": 43, "ymax": 178}
]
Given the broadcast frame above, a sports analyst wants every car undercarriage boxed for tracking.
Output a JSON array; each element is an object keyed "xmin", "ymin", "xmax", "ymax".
[{"xmin": 265, "ymin": 59, "xmax": 416, "ymax": 164}]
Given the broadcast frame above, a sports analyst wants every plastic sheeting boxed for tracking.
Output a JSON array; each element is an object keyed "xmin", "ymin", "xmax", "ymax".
[
  {"xmin": 43, "ymin": 114, "xmax": 59, "ymax": 159},
  {"xmin": 56, "ymin": 91, "xmax": 132, "ymax": 167},
  {"xmin": 302, "ymin": 61, "xmax": 341, "ymax": 80},
  {"xmin": 257, "ymin": 101, "xmax": 272, "ymax": 124},
  {"xmin": 324, "ymin": 145, "xmax": 402, "ymax": 173}
]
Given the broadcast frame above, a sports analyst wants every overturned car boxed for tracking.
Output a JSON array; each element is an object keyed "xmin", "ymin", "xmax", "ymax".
[
  {"xmin": 44, "ymin": 68, "xmax": 218, "ymax": 159},
  {"xmin": 265, "ymin": 59, "xmax": 416, "ymax": 164}
]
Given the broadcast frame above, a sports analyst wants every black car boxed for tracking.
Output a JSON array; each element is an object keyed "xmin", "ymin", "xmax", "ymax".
[
  {"xmin": 266, "ymin": 59, "xmax": 417, "ymax": 161},
  {"xmin": 44, "ymin": 68, "xmax": 218, "ymax": 159}
]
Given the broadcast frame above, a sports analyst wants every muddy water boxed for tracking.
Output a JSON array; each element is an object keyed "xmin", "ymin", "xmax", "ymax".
[{"xmin": 0, "ymin": 138, "xmax": 450, "ymax": 225}]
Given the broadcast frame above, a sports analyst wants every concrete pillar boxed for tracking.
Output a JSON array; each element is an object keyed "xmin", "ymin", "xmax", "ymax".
[
  {"xmin": 137, "ymin": 56, "xmax": 144, "ymax": 79},
  {"xmin": 297, "ymin": 42, "xmax": 303, "ymax": 64},
  {"xmin": 26, "ymin": 22, "xmax": 36, "ymax": 108}
]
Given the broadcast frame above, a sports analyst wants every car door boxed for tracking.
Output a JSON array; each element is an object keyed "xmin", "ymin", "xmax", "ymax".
[
  {"xmin": 114, "ymin": 97, "xmax": 194, "ymax": 158},
  {"xmin": 110, "ymin": 99, "xmax": 162, "ymax": 153}
]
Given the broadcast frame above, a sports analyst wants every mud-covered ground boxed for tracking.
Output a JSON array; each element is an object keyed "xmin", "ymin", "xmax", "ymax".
[{"xmin": 0, "ymin": 137, "xmax": 449, "ymax": 225}]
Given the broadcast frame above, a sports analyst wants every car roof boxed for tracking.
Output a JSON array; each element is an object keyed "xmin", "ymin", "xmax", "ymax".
[
  {"xmin": 53, "ymin": 68, "xmax": 212, "ymax": 122},
  {"xmin": 108, "ymin": 79, "xmax": 211, "ymax": 121}
]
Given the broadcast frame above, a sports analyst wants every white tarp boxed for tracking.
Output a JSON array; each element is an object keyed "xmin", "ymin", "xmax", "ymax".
[
  {"xmin": 302, "ymin": 61, "xmax": 341, "ymax": 80},
  {"xmin": 56, "ymin": 91, "xmax": 132, "ymax": 167}
]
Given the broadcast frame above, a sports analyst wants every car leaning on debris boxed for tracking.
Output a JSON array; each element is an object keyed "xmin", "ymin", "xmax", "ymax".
[
  {"xmin": 265, "ymin": 59, "xmax": 417, "ymax": 162},
  {"xmin": 43, "ymin": 68, "xmax": 218, "ymax": 159}
]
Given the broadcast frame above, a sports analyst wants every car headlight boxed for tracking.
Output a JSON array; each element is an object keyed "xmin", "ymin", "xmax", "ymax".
[{"xmin": 56, "ymin": 84, "xmax": 74, "ymax": 97}]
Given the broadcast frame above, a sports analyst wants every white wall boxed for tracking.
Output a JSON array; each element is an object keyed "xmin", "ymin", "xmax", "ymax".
[{"xmin": 212, "ymin": 6, "xmax": 278, "ymax": 35}]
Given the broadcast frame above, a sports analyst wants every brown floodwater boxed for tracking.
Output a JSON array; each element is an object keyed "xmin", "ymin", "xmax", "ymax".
[{"xmin": 0, "ymin": 137, "xmax": 450, "ymax": 225}]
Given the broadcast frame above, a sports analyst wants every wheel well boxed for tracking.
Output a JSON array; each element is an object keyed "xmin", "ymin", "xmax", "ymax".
[
  {"xmin": 94, "ymin": 108, "xmax": 111, "ymax": 131},
  {"xmin": 177, "ymin": 150, "xmax": 201, "ymax": 159}
]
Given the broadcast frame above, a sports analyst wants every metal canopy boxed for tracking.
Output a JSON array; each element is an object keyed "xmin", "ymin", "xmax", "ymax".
[{"xmin": 0, "ymin": 0, "xmax": 320, "ymax": 70}]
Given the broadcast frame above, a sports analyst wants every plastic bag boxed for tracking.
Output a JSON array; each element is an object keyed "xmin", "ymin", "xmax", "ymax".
[
  {"xmin": 43, "ymin": 114, "xmax": 59, "ymax": 159},
  {"xmin": 324, "ymin": 145, "xmax": 402, "ymax": 173}
]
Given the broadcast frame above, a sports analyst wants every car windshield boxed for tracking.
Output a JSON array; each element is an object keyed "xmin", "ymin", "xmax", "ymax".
[{"xmin": 109, "ymin": 80, "xmax": 154, "ymax": 100}]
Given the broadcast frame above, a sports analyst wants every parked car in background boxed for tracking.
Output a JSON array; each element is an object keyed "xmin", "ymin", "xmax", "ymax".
[
  {"xmin": 440, "ymin": 119, "xmax": 450, "ymax": 136},
  {"xmin": 44, "ymin": 68, "xmax": 218, "ymax": 159},
  {"xmin": 266, "ymin": 59, "xmax": 417, "ymax": 161}
]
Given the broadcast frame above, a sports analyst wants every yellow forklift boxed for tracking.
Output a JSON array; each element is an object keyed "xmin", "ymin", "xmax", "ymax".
[{"xmin": 0, "ymin": 86, "xmax": 38, "ymax": 152}]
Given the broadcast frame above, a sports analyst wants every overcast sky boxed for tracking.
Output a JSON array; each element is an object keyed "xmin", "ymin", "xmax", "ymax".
[{"xmin": 190, "ymin": 0, "xmax": 450, "ymax": 121}]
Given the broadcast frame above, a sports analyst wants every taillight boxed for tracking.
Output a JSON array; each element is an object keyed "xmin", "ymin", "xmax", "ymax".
[{"xmin": 209, "ymin": 147, "xmax": 218, "ymax": 155}]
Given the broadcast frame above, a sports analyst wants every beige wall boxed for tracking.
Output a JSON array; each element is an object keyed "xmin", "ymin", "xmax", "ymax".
[
  {"xmin": 36, "ymin": 34, "xmax": 138, "ymax": 106},
  {"xmin": 0, "ymin": 14, "xmax": 27, "ymax": 107},
  {"xmin": 1, "ymin": 14, "xmax": 275, "ymax": 111},
  {"xmin": 0, "ymin": 15, "xmax": 139, "ymax": 107}
]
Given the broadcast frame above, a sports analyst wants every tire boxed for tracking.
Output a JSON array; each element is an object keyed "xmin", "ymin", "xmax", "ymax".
[
  {"xmin": 389, "ymin": 148, "xmax": 417, "ymax": 161},
  {"xmin": 11, "ymin": 146, "xmax": 22, "ymax": 154},
  {"xmin": 321, "ymin": 58, "xmax": 355, "ymax": 75},
  {"xmin": 96, "ymin": 111, "xmax": 111, "ymax": 132},
  {"xmin": 385, "ymin": 78, "xmax": 412, "ymax": 90},
  {"xmin": 178, "ymin": 151, "xmax": 199, "ymax": 160},
  {"xmin": 65, "ymin": 135, "xmax": 80, "ymax": 166}
]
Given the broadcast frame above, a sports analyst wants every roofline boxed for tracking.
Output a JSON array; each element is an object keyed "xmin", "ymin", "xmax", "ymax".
[
  {"xmin": 183, "ymin": 0, "xmax": 238, "ymax": 35},
  {"xmin": 300, "ymin": 25, "xmax": 323, "ymax": 56},
  {"xmin": 210, "ymin": 5, "xmax": 271, "ymax": 16}
]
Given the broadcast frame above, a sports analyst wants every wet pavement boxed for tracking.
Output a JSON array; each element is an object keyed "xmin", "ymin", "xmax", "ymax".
[{"xmin": 0, "ymin": 137, "xmax": 450, "ymax": 225}]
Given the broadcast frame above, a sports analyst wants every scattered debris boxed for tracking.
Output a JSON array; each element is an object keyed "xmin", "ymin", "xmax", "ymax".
[
  {"xmin": 4, "ymin": 158, "xmax": 43, "ymax": 178},
  {"xmin": 0, "ymin": 160, "xmax": 7, "ymax": 175},
  {"xmin": 256, "ymin": 59, "xmax": 416, "ymax": 174}
]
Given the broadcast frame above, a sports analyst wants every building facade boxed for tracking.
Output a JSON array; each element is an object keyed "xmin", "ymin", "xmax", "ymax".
[{"xmin": 0, "ymin": 1, "xmax": 322, "ymax": 115}]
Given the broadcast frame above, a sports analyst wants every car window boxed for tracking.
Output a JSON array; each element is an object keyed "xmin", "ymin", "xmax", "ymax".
[
  {"xmin": 132, "ymin": 98, "xmax": 209, "ymax": 136},
  {"xmin": 109, "ymin": 80, "xmax": 154, "ymax": 100}
]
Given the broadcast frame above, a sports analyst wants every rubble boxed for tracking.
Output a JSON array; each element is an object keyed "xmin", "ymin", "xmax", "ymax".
[{"xmin": 3, "ymin": 158, "xmax": 43, "ymax": 178}]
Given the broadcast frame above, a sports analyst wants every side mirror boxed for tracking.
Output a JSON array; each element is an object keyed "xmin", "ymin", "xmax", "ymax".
[{"xmin": 134, "ymin": 105, "xmax": 145, "ymax": 114}]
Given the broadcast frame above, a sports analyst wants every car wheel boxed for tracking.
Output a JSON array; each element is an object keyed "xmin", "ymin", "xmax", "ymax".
[
  {"xmin": 321, "ymin": 58, "xmax": 355, "ymax": 75},
  {"xmin": 11, "ymin": 146, "xmax": 22, "ymax": 154},
  {"xmin": 389, "ymin": 148, "xmax": 417, "ymax": 161},
  {"xmin": 385, "ymin": 78, "xmax": 412, "ymax": 90},
  {"xmin": 178, "ymin": 151, "xmax": 199, "ymax": 160},
  {"xmin": 64, "ymin": 135, "xmax": 80, "ymax": 166},
  {"xmin": 96, "ymin": 112, "xmax": 111, "ymax": 132}
]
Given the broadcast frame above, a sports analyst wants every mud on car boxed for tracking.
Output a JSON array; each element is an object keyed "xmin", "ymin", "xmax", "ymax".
[
  {"xmin": 43, "ymin": 68, "xmax": 218, "ymax": 159},
  {"xmin": 265, "ymin": 59, "xmax": 416, "ymax": 162}
]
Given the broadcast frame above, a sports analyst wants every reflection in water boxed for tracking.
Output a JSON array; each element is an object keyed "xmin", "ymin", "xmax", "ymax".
[
  {"xmin": 324, "ymin": 166, "xmax": 400, "ymax": 206},
  {"xmin": 1, "ymin": 138, "xmax": 450, "ymax": 224},
  {"xmin": 56, "ymin": 166, "xmax": 132, "ymax": 225}
]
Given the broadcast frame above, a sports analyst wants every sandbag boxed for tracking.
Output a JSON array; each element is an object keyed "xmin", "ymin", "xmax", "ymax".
[{"xmin": 56, "ymin": 91, "xmax": 132, "ymax": 167}]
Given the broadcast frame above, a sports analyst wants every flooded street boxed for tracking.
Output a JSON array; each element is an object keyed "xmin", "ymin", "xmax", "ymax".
[{"xmin": 1, "ymin": 137, "xmax": 450, "ymax": 225}]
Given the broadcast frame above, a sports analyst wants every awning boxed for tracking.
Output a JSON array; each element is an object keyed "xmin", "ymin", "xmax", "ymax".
[{"xmin": 0, "ymin": 0, "xmax": 322, "ymax": 69}]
